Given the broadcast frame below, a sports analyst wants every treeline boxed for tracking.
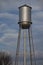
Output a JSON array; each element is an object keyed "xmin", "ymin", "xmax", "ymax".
[{"xmin": 0, "ymin": 52, "xmax": 13, "ymax": 65}]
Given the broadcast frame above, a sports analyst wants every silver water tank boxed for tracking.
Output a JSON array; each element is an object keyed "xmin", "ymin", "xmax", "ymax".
[{"xmin": 19, "ymin": 4, "xmax": 32, "ymax": 22}]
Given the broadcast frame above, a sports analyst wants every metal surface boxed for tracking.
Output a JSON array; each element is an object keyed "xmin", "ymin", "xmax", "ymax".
[
  {"xmin": 23, "ymin": 30, "xmax": 27, "ymax": 65},
  {"xmin": 19, "ymin": 5, "xmax": 31, "ymax": 22},
  {"xmin": 15, "ymin": 26, "xmax": 21, "ymax": 65},
  {"xmin": 30, "ymin": 26, "xmax": 36, "ymax": 65},
  {"xmin": 18, "ymin": 21, "xmax": 32, "ymax": 29},
  {"xmin": 15, "ymin": 4, "xmax": 36, "ymax": 65},
  {"xmin": 28, "ymin": 28, "xmax": 33, "ymax": 65}
]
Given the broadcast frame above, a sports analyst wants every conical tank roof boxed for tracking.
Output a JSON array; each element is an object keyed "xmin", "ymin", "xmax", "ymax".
[{"xmin": 19, "ymin": 4, "xmax": 32, "ymax": 9}]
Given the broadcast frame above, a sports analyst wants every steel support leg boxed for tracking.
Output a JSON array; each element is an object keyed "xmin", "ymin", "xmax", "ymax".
[
  {"xmin": 28, "ymin": 28, "xmax": 33, "ymax": 65},
  {"xmin": 30, "ymin": 26, "xmax": 36, "ymax": 65},
  {"xmin": 15, "ymin": 26, "xmax": 21, "ymax": 65}
]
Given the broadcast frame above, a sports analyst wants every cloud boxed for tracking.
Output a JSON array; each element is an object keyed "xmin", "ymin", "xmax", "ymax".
[
  {"xmin": 0, "ymin": 0, "xmax": 20, "ymax": 11},
  {"xmin": 0, "ymin": 12, "xmax": 19, "ymax": 29},
  {"xmin": 0, "ymin": 23, "xmax": 8, "ymax": 33},
  {"xmin": 0, "ymin": 0, "xmax": 43, "ymax": 11},
  {"xmin": 0, "ymin": 23, "xmax": 43, "ymax": 57},
  {"xmin": 0, "ymin": 30, "xmax": 18, "ymax": 45},
  {"xmin": 26, "ymin": 0, "xmax": 43, "ymax": 11},
  {"xmin": 0, "ymin": 13, "xmax": 18, "ymax": 20},
  {"xmin": 0, "ymin": 0, "xmax": 43, "ymax": 57},
  {"xmin": 37, "ymin": 0, "xmax": 43, "ymax": 9},
  {"xmin": 32, "ymin": 11, "xmax": 43, "ymax": 35},
  {"xmin": 0, "ymin": 23, "xmax": 18, "ymax": 46},
  {"xmin": 32, "ymin": 11, "xmax": 43, "ymax": 20}
]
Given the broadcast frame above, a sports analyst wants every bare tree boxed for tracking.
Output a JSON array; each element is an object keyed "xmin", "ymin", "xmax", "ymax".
[{"xmin": 0, "ymin": 52, "xmax": 12, "ymax": 65}]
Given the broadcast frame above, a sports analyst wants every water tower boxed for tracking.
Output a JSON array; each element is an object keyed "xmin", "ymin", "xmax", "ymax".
[{"xmin": 15, "ymin": 4, "xmax": 36, "ymax": 65}]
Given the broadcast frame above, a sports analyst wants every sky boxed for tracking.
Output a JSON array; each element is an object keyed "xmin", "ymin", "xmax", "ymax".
[{"xmin": 0, "ymin": 0, "xmax": 43, "ymax": 58}]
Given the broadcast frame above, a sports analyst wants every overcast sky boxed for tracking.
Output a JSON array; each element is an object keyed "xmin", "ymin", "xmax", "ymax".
[{"xmin": 0, "ymin": 0, "xmax": 43, "ymax": 57}]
